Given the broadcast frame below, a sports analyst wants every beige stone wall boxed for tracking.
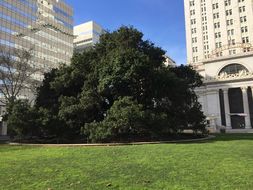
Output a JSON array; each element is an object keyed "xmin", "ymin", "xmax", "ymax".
[
  {"xmin": 184, "ymin": 0, "xmax": 253, "ymax": 65},
  {"xmin": 74, "ymin": 21, "xmax": 104, "ymax": 51}
]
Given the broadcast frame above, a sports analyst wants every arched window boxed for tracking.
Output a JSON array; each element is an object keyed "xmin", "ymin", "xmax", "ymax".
[{"xmin": 219, "ymin": 64, "xmax": 248, "ymax": 76}]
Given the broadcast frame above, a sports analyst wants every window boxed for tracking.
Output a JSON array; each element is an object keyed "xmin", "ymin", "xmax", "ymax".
[
  {"xmin": 228, "ymin": 39, "xmax": 235, "ymax": 45},
  {"xmin": 219, "ymin": 64, "xmax": 248, "ymax": 75},
  {"xmin": 191, "ymin": 28, "xmax": 197, "ymax": 34},
  {"xmin": 214, "ymin": 22, "xmax": 220, "ymax": 29},
  {"xmin": 242, "ymin": 37, "xmax": 249, "ymax": 43},
  {"xmin": 215, "ymin": 32, "xmax": 221, "ymax": 38},
  {"xmin": 226, "ymin": 19, "xmax": 233, "ymax": 26},
  {"xmin": 241, "ymin": 26, "xmax": 248, "ymax": 33},
  {"xmin": 192, "ymin": 47, "xmax": 198, "ymax": 53},
  {"xmin": 229, "ymin": 49, "xmax": 236, "ymax": 55},
  {"xmin": 239, "ymin": 6, "xmax": 246, "ymax": 13},
  {"xmin": 190, "ymin": 10, "xmax": 195, "ymax": 15},
  {"xmin": 216, "ymin": 42, "xmax": 222, "ymax": 48},
  {"xmin": 225, "ymin": 0, "xmax": 231, "ymax": 6},
  {"xmin": 192, "ymin": 37, "xmax": 197, "ymax": 43},
  {"xmin": 190, "ymin": 1, "xmax": 195, "ymax": 6},
  {"xmin": 213, "ymin": 3, "xmax": 219, "ymax": 9},
  {"xmin": 226, "ymin": 9, "xmax": 232, "ymax": 16},
  {"xmin": 191, "ymin": 19, "xmax": 196, "ymax": 25},
  {"xmin": 228, "ymin": 29, "xmax": 234, "ymax": 35},
  {"xmin": 213, "ymin": 13, "xmax": 219, "ymax": 19},
  {"xmin": 240, "ymin": 16, "xmax": 247, "ymax": 23}
]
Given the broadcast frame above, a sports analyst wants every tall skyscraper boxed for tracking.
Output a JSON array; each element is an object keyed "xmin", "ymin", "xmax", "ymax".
[
  {"xmin": 0, "ymin": 0, "xmax": 73, "ymax": 72},
  {"xmin": 74, "ymin": 21, "xmax": 104, "ymax": 52},
  {"xmin": 184, "ymin": 0, "xmax": 253, "ymax": 131},
  {"xmin": 0, "ymin": 0, "xmax": 73, "ymax": 136}
]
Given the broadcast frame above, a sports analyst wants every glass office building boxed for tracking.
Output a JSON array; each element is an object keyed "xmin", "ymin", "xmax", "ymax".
[
  {"xmin": 0, "ymin": 0, "xmax": 74, "ymax": 73},
  {"xmin": 0, "ymin": 0, "xmax": 73, "ymax": 136}
]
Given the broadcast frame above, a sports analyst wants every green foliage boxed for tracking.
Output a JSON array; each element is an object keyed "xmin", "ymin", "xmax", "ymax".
[
  {"xmin": 36, "ymin": 108, "xmax": 65, "ymax": 139},
  {"xmin": 170, "ymin": 65, "xmax": 203, "ymax": 88},
  {"xmin": 6, "ymin": 100, "xmax": 40, "ymax": 138},
  {"xmin": 36, "ymin": 68, "xmax": 59, "ymax": 111},
  {"xmin": 30, "ymin": 26, "xmax": 207, "ymax": 142},
  {"xmin": 96, "ymin": 27, "xmax": 166, "ymax": 108},
  {"xmin": 84, "ymin": 97, "xmax": 145, "ymax": 142}
]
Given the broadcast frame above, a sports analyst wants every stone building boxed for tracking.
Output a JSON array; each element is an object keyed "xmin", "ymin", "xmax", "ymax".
[{"xmin": 184, "ymin": 0, "xmax": 253, "ymax": 131}]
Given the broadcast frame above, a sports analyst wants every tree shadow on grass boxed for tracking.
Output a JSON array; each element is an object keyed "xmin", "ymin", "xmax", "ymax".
[
  {"xmin": 178, "ymin": 133, "xmax": 253, "ymax": 144},
  {"xmin": 210, "ymin": 133, "xmax": 253, "ymax": 141}
]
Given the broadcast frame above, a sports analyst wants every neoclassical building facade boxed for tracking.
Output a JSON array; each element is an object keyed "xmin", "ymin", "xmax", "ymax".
[
  {"xmin": 196, "ymin": 52, "xmax": 253, "ymax": 131},
  {"xmin": 184, "ymin": 0, "xmax": 253, "ymax": 131}
]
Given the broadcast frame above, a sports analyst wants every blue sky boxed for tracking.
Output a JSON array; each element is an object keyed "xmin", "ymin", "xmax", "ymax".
[{"xmin": 67, "ymin": 0, "xmax": 186, "ymax": 65}]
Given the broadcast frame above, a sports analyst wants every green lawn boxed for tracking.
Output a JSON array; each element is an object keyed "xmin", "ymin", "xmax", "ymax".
[{"xmin": 0, "ymin": 134, "xmax": 253, "ymax": 190}]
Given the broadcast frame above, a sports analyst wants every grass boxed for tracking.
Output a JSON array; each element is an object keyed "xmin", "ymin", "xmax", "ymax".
[{"xmin": 0, "ymin": 134, "xmax": 253, "ymax": 190}]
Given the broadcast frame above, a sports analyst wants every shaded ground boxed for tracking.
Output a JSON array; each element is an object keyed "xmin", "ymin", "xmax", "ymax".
[
  {"xmin": 9, "ymin": 133, "xmax": 206, "ymax": 144},
  {"xmin": 0, "ymin": 134, "xmax": 253, "ymax": 190}
]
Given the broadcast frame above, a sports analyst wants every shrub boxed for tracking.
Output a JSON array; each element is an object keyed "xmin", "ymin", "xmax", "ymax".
[
  {"xmin": 84, "ymin": 97, "xmax": 145, "ymax": 142},
  {"xmin": 5, "ymin": 100, "xmax": 40, "ymax": 139}
]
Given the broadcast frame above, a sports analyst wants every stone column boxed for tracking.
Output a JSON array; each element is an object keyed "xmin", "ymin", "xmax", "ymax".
[
  {"xmin": 205, "ymin": 89, "xmax": 222, "ymax": 131},
  {"xmin": 241, "ymin": 87, "xmax": 251, "ymax": 129},
  {"xmin": 215, "ymin": 89, "xmax": 222, "ymax": 127},
  {"xmin": 251, "ymin": 87, "xmax": 253, "ymax": 99},
  {"xmin": 223, "ymin": 89, "xmax": 232, "ymax": 129}
]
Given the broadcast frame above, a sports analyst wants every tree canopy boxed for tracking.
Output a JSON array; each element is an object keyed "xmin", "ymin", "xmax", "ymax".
[{"xmin": 8, "ymin": 26, "xmax": 207, "ymax": 142}]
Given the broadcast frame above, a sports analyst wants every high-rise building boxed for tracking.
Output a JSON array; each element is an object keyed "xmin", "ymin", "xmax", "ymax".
[
  {"xmin": 184, "ymin": 0, "xmax": 253, "ymax": 131},
  {"xmin": 74, "ymin": 21, "xmax": 104, "ymax": 52},
  {"xmin": 0, "ymin": 0, "xmax": 73, "ymax": 136},
  {"xmin": 164, "ymin": 55, "xmax": 176, "ymax": 67},
  {"xmin": 0, "ymin": 0, "xmax": 73, "ymax": 72}
]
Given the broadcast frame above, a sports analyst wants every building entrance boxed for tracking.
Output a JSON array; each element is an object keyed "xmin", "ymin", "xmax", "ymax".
[{"xmin": 229, "ymin": 88, "xmax": 245, "ymax": 129}]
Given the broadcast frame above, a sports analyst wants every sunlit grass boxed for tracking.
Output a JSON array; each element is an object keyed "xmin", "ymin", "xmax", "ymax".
[{"xmin": 0, "ymin": 134, "xmax": 253, "ymax": 190}]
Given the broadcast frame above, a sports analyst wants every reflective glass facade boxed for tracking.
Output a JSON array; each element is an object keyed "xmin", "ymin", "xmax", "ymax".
[{"xmin": 0, "ymin": 0, "xmax": 73, "ymax": 73}]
